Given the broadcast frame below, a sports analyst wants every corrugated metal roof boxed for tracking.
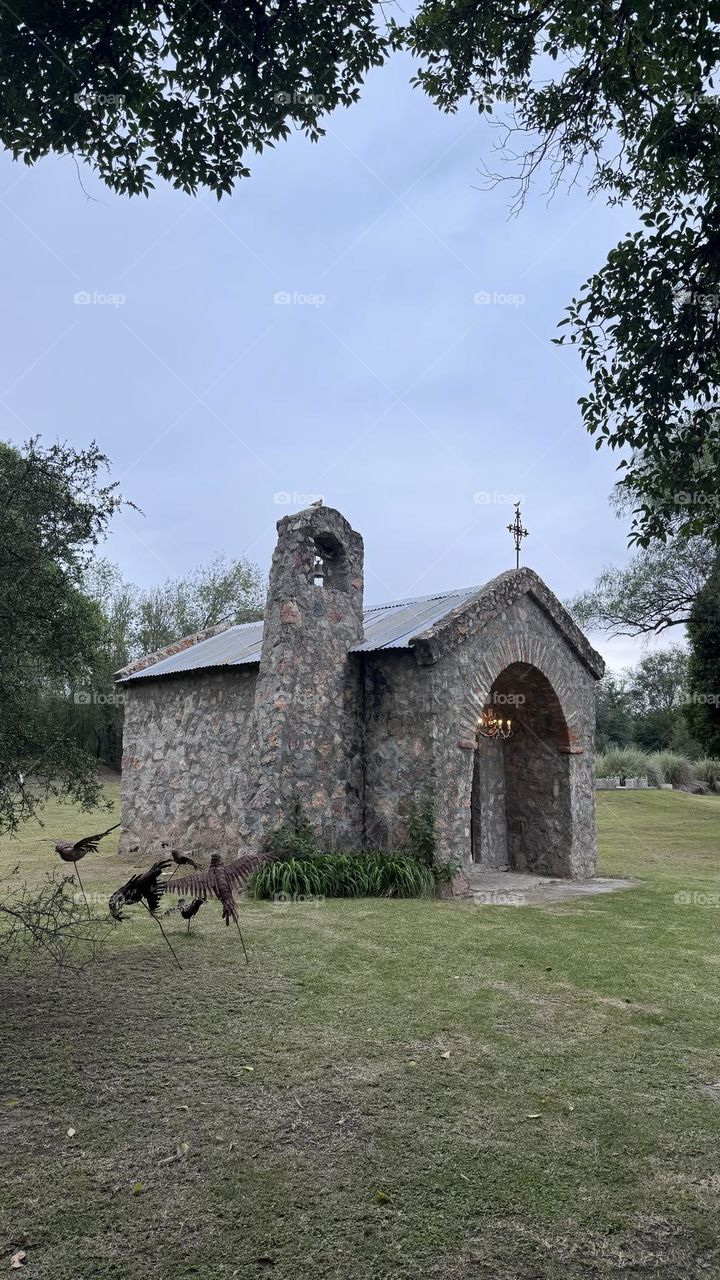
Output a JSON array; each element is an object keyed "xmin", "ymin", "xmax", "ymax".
[
  {"xmin": 352, "ymin": 586, "xmax": 480, "ymax": 652},
  {"xmin": 120, "ymin": 620, "xmax": 264, "ymax": 681},
  {"xmin": 120, "ymin": 587, "xmax": 482, "ymax": 682}
]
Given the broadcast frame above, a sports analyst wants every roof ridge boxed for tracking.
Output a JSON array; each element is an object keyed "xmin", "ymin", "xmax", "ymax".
[
  {"xmin": 115, "ymin": 618, "xmax": 261, "ymax": 677},
  {"xmin": 118, "ymin": 576, "xmax": 603, "ymax": 682},
  {"xmin": 217, "ymin": 617, "xmax": 265, "ymax": 632},
  {"xmin": 362, "ymin": 585, "xmax": 482, "ymax": 613}
]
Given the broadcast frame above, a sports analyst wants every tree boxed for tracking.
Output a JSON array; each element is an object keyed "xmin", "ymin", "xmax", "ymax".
[
  {"xmin": 45, "ymin": 554, "xmax": 266, "ymax": 771},
  {"xmin": 0, "ymin": 438, "xmax": 120, "ymax": 833},
  {"xmin": 569, "ymin": 535, "xmax": 715, "ymax": 638},
  {"xmin": 405, "ymin": 2, "xmax": 720, "ymax": 545},
  {"xmin": 595, "ymin": 673, "xmax": 634, "ymax": 752},
  {"xmin": 624, "ymin": 645, "xmax": 690, "ymax": 752},
  {"xmin": 625, "ymin": 647, "xmax": 689, "ymax": 718},
  {"xmin": 0, "ymin": 1, "xmax": 390, "ymax": 197},
  {"xmin": 685, "ymin": 551, "xmax": 720, "ymax": 755},
  {"xmin": 4, "ymin": 4, "xmax": 720, "ymax": 542},
  {"xmin": 595, "ymin": 649, "xmax": 692, "ymax": 752},
  {"xmin": 131, "ymin": 553, "xmax": 263, "ymax": 656},
  {"xmin": 40, "ymin": 560, "xmax": 137, "ymax": 773}
]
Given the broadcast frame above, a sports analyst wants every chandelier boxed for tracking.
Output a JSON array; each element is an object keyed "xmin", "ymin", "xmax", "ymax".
[{"xmin": 477, "ymin": 707, "xmax": 513, "ymax": 740}]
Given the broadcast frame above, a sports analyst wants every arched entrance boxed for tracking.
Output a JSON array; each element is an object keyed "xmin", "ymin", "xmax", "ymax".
[{"xmin": 470, "ymin": 662, "xmax": 573, "ymax": 877}]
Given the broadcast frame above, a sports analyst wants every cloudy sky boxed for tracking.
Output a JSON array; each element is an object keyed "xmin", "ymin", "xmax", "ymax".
[{"xmin": 0, "ymin": 52, "xmax": 652, "ymax": 669}]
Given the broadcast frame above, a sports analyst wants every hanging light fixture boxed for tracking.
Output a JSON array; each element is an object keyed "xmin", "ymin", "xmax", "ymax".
[{"xmin": 477, "ymin": 707, "xmax": 513, "ymax": 740}]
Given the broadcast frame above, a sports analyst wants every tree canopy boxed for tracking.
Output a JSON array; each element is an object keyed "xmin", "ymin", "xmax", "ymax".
[
  {"xmin": 569, "ymin": 534, "xmax": 715, "ymax": 637},
  {"xmin": 0, "ymin": 0, "xmax": 390, "ymax": 197},
  {"xmin": 129, "ymin": 553, "xmax": 264, "ymax": 657},
  {"xmin": 52, "ymin": 553, "xmax": 265, "ymax": 770},
  {"xmin": 0, "ymin": 438, "xmax": 120, "ymax": 832},
  {"xmin": 685, "ymin": 550, "xmax": 720, "ymax": 754},
  {"xmin": 595, "ymin": 647, "xmax": 692, "ymax": 753},
  {"xmin": 3, "ymin": 2, "xmax": 720, "ymax": 543}
]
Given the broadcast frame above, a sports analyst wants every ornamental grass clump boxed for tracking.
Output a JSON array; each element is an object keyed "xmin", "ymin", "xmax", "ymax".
[
  {"xmin": 643, "ymin": 755, "xmax": 667, "ymax": 788},
  {"xmin": 648, "ymin": 752, "xmax": 695, "ymax": 788},
  {"xmin": 250, "ymin": 850, "xmax": 435, "ymax": 900},
  {"xmin": 595, "ymin": 748, "xmax": 649, "ymax": 780},
  {"xmin": 692, "ymin": 758, "xmax": 720, "ymax": 791}
]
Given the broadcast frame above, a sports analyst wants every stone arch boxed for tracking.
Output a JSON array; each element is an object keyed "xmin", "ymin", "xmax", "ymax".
[
  {"xmin": 434, "ymin": 598, "xmax": 598, "ymax": 881},
  {"xmin": 458, "ymin": 623, "xmax": 585, "ymax": 752},
  {"xmin": 470, "ymin": 662, "xmax": 574, "ymax": 877}
]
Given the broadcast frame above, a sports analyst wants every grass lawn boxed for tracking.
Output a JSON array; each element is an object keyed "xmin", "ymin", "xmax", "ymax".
[{"xmin": 2, "ymin": 788, "xmax": 720, "ymax": 1278}]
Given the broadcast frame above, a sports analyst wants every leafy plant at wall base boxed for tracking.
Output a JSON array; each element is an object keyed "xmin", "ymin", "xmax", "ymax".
[
  {"xmin": 250, "ymin": 851, "xmax": 434, "ymax": 900},
  {"xmin": 263, "ymin": 801, "xmax": 320, "ymax": 858},
  {"xmin": 431, "ymin": 856, "xmax": 462, "ymax": 887},
  {"xmin": 407, "ymin": 793, "xmax": 437, "ymax": 868}
]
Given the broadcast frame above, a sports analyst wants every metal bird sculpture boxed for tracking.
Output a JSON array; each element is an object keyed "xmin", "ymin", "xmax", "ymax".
[
  {"xmin": 109, "ymin": 858, "xmax": 170, "ymax": 920},
  {"xmin": 109, "ymin": 859, "xmax": 182, "ymax": 969},
  {"xmin": 161, "ymin": 841, "xmax": 200, "ymax": 872},
  {"xmin": 178, "ymin": 897, "xmax": 203, "ymax": 931},
  {"xmin": 54, "ymin": 822, "xmax": 121, "ymax": 906},
  {"xmin": 55, "ymin": 822, "xmax": 120, "ymax": 863},
  {"xmin": 173, "ymin": 850, "xmax": 199, "ymax": 870},
  {"xmin": 166, "ymin": 851, "xmax": 271, "ymax": 962}
]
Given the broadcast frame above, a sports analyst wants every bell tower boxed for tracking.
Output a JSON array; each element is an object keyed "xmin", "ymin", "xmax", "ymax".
[{"xmin": 248, "ymin": 504, "xmax": 364, "ymax": 843}]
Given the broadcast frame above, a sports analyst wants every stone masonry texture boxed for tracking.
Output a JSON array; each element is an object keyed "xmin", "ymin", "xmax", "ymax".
[{"xmin": 119, "ymin": 506, "xmax": 603, "ymax": 882}]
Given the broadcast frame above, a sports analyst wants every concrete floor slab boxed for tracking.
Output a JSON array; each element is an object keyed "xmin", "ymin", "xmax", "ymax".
[{"xmin": 466, "ymin": 870, "xmax": 637, "ymax": 907}]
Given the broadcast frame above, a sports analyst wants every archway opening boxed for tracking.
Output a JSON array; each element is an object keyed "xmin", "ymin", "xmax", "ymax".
[{"xmin": 471, "ymin": 662, "xmax": 573, "ymax": 877}]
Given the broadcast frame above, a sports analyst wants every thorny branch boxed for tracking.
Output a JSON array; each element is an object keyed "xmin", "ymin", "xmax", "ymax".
[{"xmin": 0, "ymin": 870, "xmax": 111, "ymax": 972}]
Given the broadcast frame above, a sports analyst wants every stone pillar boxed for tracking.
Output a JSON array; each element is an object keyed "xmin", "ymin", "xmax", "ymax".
[
  {"xmin": 247, "ymin": 505, "xmax": 364, "ymax": 844},
  {"xmin": 471, "ymin": 737, "xmax": 508, "ymax": 869}
]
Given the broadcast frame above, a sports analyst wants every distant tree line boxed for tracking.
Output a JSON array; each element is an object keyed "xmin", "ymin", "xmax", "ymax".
[
  {"xmin": 46, "ymin": 553, "xmax": 265, "ymax": 772},
  {"xmin": 594, "ymin": 648, "xmax": 696, "ymax": 756},
  {"xmin": 0, "ymin": 437, "xmax": 264, "ymax": 832},
  {"xmin": 570, "ymin": 516, "xmax": 720, "ymax": 759}
]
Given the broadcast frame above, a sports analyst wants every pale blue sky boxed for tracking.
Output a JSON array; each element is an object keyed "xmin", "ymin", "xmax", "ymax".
[{"xmin": 0, "ymin": 53, "xmax": 646, "ymax": 667}]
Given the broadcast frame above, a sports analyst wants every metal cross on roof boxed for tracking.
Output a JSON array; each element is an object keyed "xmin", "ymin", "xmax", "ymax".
[{"xmin": 507, "ymin": 502, "xmax": 529, "ymax": 570}]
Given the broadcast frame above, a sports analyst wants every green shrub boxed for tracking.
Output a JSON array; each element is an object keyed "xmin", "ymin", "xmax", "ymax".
[
  {"xmin": 250, "ymin": 850, "xmax": 435, "ymax": 900},
  {"xmin": 694, "ymin": 758, "xmax": 720, "ymax": 791},
  {"xmin": 648, "ymin": 751, "xmax": 695, "ymax": 788},
  {"xmin": 407, "ymin": 793, "xmax": 437, "ymax": 868},
  {"xmin": 595, "ymin": 747, "xmax": 649, "ymax": 780},
  {"xmin": 263, "ymin": 802, "xmax": 320, "ymax": 858}
]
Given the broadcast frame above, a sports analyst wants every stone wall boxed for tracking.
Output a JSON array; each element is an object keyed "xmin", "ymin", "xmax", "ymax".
[
  {"xmin": 356, "ymin": 592, "xmax": 598, "ymax": 879},
  {"xmin": 425, "ymin": 593, "xmax": 599, "ymax": 878},
  {"xmin": 362, "ymin": 651, "xmax": 436, "ymax": 849},
  {"xmin": 119, "ymin": 667, "xmax": 257, "ymax": 856},
  {"xmin": 471, "ymin": 736, "xmax": 508, "ymax": 868}
]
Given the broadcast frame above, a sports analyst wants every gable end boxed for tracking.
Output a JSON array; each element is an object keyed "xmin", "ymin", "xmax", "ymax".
[{"xmin": 408, "ymin": 568, "xmax": 605, "ymax": 679}]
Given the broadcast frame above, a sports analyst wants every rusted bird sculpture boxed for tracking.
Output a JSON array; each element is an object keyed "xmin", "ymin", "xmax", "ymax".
[
  {"xmin": 55, "ymin": 822, "xmax": 120, "ymax": 863},
  {"xmin": 166, "ymin": 851, "xmax": 271, "ymax": 962},
  {"xmin": 54, "ymin": 822, "xmax": 121, "ymax": 905},
  {"xmin": 109, "ymin": 858, "xmax": 182, "ymax": 969}
]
